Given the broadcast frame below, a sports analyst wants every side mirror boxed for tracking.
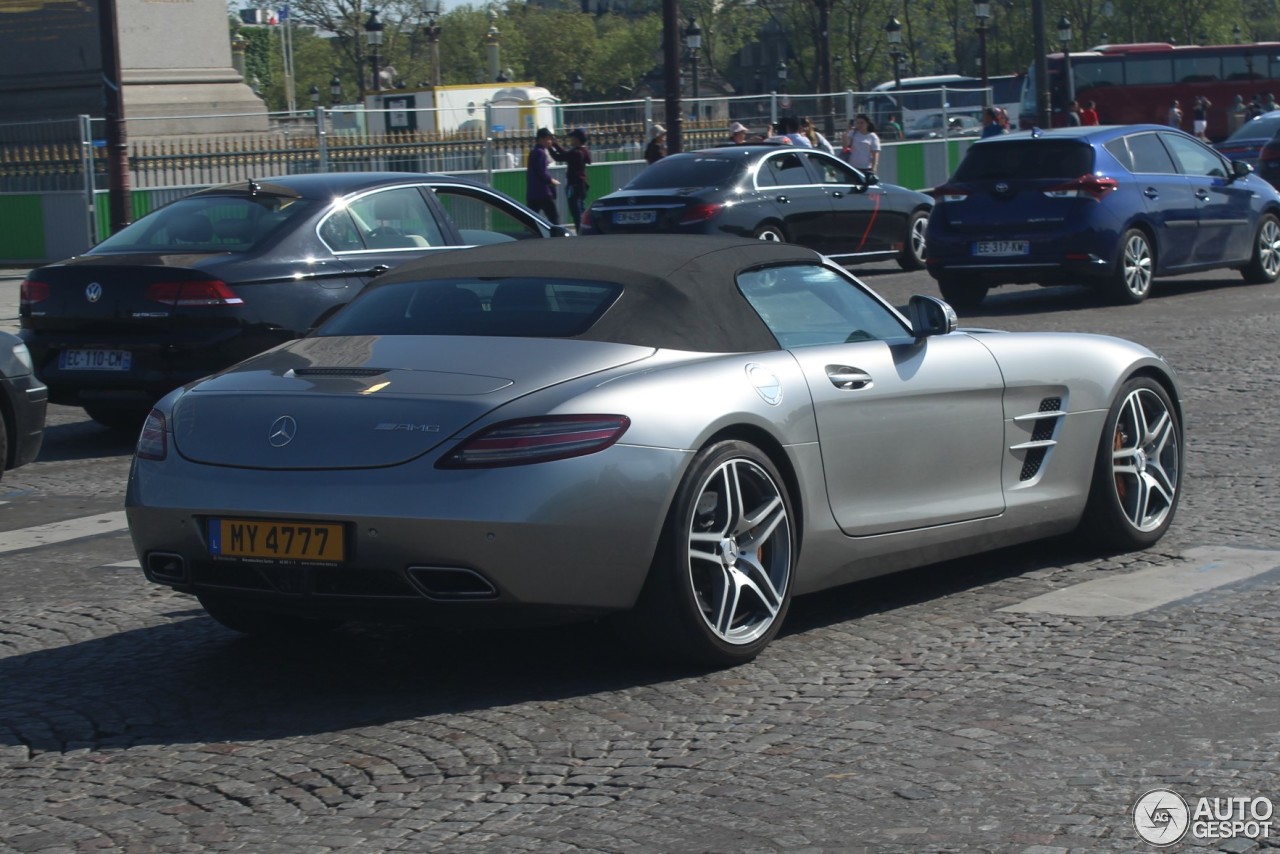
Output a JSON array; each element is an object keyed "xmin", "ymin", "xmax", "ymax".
[
  {"xmin": 1231, "ymin": 159, "xmax": 1254, "ymax": 181},
  {"xmin": 865, "ymin": 172, "xmax": 881, "ymax": 186},
  {"xmin": 906, "ymin": 294, "xmax": 958, "ymax": 338}
]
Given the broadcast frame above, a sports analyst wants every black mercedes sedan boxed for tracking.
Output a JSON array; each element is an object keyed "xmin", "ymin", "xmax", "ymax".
[
  {"xmin": 1, "ymin": 330, "xmax": 47, "ymax": 481},
  {"xmin": 580, "ymin": 145, "xmax": 932, "ymax": 270},
  {"xmin": 19, "ymin": 172, "xmax": 567, "ymax": 429}
]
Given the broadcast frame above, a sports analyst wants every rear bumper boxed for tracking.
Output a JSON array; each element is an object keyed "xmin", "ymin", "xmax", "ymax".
[
  {"xmin": 21, "ymin": 326, "xmax": 294, "ymax": 408},
  {"xmin": 925, "ymin": 226, "xmax": 1116, "ymax": 285}
]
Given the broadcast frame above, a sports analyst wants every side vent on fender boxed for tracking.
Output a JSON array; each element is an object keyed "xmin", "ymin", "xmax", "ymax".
[{"xmin": 1011, "ymin": 397, "xmax": 1064, "ymax": 482}]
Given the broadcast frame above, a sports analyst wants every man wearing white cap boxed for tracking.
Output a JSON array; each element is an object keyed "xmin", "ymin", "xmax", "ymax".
[
  {"xmin": 728, "ymin": 122, "xmax": 749, "ymax": 144},
  {"xmin": 644, "ymin": 124, "xmax": 667, "ymax": 164}
]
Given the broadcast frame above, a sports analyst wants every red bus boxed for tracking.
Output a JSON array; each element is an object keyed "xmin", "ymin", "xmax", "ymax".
[{"xmin": 1019, "ymin": 42, "xmax": 1280, "ymax": 140}]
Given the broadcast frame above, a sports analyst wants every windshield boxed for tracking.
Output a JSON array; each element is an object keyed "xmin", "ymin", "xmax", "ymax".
[
  {"xmin": 92, "ymin": 194, "xmax": 317, "ymax": 253},
  {"xmin": 625, "ymin": 155, "xmax": 744, "ymax": 190}
]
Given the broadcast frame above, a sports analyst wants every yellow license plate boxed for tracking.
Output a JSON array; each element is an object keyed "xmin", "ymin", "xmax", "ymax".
[{"xmin": 208, "ymin": 518, "xmax": 345, "ymax": 564}]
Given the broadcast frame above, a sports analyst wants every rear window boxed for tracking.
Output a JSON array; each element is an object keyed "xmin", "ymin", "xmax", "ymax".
[
  {"xmin": 1225, "ymin": 114, "xmax": 1280, "ymax": 141},
  {"xmin": 626, "ymin": 156, "xmax": 743, "ymax": 189},
  {"xmin": 317, "ymin": 277, "xmax": 622, "ymax": 338},
  {"xmin": 92, "ymin": 195, "xmax": 315, "ymax": 253},
  {"xmin": 952, "ymin": 140, "xmax": 1095, "ymax": 181}
]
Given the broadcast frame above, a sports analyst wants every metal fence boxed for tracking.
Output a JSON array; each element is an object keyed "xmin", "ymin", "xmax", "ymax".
[{"xmin": 0, "ymin": 87, "xmax": 996, "ymax": 199}]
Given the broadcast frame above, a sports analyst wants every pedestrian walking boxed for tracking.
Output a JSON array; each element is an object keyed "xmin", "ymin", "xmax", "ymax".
[
  {"xmin": 1192, "ymin": 95, "xmax": 1212, "ymax": 139},
  {"xmin": 1080, "ymin": 100, "xmax": 1100, "ymax": 125},
  {"xmin": 1065, "ymin": 100, "xmax": 1082, "ymax": 127},
  {"xmin": 563, "ymin": 128, "xmax": 592, "ymax": 233},
  {"xmin": 644, "ymin": 124, "xmax": 667, "ymax": 164},
  {"xmin": 845, "ymin": 114, "xmax": 881, "ymax": 174},
  {"xmin": 1168, "ymin": 100, "xmax": 1183, "ymax": 128},
  {"xmin": 526, "ymin": 127, "xmax": 562, "ymax": 225}
]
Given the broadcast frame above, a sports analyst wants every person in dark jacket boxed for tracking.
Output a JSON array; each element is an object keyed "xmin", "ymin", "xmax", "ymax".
[
  {"xmin": 526, "ymin": 127, "xmax": 562, "ymax": 224},
  {"xmin": 563, "ymin": 128, "xmax": 592, "ymax": 233},
  {"xmin": 644, "ymin": 124, "xmax": 666, "ymax": 164}
]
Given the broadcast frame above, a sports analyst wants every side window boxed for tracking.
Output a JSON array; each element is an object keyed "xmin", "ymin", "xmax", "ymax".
[
  {"xmin": 346, "ymin": 187, "xmax": 445, "ymax": 250},
  {"xmin": 1161, "ymin": 133, "xmax": 1229, "ymax": 178},
  {"xmin": 318, "ymin": 209, "xmax": 364, "ymax": 252},
  {"xmin": 758, "ymin": 153, "xmax": 812, "ymax": 187},
  {"xmin": 432, "ymin": 186, "xmax": 544, "ymax": 244},
  {"xmin": 1126, "ymin": 133, "xmax": 1178, "ymax": 174},
  {"xmin": 1104, "ymin": 138, "xmax": 1134, "ymax": 172},
  {"xmin": 804, "ymin": 152, "xmax": 862, "ymax": 185},
  {"xmin": 737, "ymin": 264, "xmax": 909, "ymax": 348}
]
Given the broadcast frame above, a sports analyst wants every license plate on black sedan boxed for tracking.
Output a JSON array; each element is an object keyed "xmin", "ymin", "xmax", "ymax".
[
  {"xmin": 208, "ymin": 518, "xmax": 346, "ymax": 565},
  {"xmin": 973, "ymin": 240, "xmax": 1030, "ymax": 257},
  {"xmin": 58, "ymin": 348, "xmax": 132, "ymax": 371},
  {"xmin": 613, "ymin": 210, "xmax": 657, "ymax": 226}
]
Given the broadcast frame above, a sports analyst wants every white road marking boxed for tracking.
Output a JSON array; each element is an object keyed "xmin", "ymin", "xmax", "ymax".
[
  {"xmin": 0, "ymin": 511, "xmax": 130, "ymax": 554},
  {"xmin": 999, "ymin": 546, "xmax": 1280, "ymax": 617},
  {"xmin": 103, "ymin": 560, "xmax": 141, "ymax": 569}
]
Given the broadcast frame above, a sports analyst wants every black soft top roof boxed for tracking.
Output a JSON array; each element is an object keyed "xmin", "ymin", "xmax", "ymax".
[{"xmin": 372, "ymin": 235, "xmax": 824, "ymax": 352}]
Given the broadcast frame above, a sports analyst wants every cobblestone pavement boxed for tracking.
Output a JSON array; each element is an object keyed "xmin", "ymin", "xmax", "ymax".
[{"xmin": 2, "ymin": 269, "xmax": 1279, "ymax": 853}]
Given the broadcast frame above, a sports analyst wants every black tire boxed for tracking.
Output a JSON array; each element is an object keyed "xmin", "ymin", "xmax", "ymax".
[
  {"xmin": 197, "ymin": 593, "xmax": 343, "ymax": 637},
  {"xmin": 614, "ymin": 440, "xmax": 796, "ymax": 667},
  {"xmin": 1242, "ymin": 213, "xmax": 1280, "ymax": 284},
  {"xmin": 1079, "ymin": 377, "xmax": 1183, "ymax": 550},
  {"xmin": 0, "ymin": 410, "xmax": 9, "ymax": 481},
  {"xmin": 897, "ymin": 210, "xmax": 929, "ymax": 271},
  {"xmin": 1104, "ymin": 229, "xmax": 1154, "ymax": 304},
  {"xmin": 752, "ymin": 223, "xmax": 787, "ymax": 243},
  {"xmin": 937, "ymin": 275, "xmax": 989, "ymax": 309},
  {"xmin": 83, "ymin": 405, "xmax": 150, "ymax": 433}
]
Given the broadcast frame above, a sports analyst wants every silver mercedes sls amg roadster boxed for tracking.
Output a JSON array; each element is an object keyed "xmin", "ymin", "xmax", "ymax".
[{"xmin": 126, "ymin": 235, "xmax": 1184, "ymax": 665}]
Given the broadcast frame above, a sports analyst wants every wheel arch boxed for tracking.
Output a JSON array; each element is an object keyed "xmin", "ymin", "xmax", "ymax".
[
  {"xmin": 1118, "ymin": 217, "xmax": 1160, "ymax": 273},
  {"xmin": 0, "ymin": 386, "xmax": 15, "ymax": 469},
  {"xmin": 1124, "ymin": 364, "xmax": 1184, "ymax": 427}
]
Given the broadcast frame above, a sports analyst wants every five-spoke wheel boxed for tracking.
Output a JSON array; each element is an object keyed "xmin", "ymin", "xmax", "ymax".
[
  {"xmin": 618, "ymin": 440, "xmax": 795, "ymax": 665},
  {"xmin": 1242, "ymin": 213, "xmax": 1280, "ymax": 284},
  {"xmin": 1081, "ymin": 378, "xmax": 1182, "ymax": 548},
  {"xmin": 1106, "ymin": 229, "xmax": 1154, "ymax": 304}
]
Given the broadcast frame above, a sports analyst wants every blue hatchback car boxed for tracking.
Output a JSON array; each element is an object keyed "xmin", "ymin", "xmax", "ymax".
[{"xmin": 926, "ymin": 125, "xmax": 1280, "ymax": 307}]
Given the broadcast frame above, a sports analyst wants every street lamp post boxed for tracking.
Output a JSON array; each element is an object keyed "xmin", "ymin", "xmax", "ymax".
[
  {"xmin": 974, "ymin": 1, "xmax": 990, "ymax": 88},
  {"xmin": 422, "ymin": 0, "xmax": 443, "ymax": 87},
  {"xmin": 572, "ymin": 71, "xmax": 583, "ymax": 101},
  {"xmin": 309, "ymin": 84, "xmax": 320, "ymax": 108},
  {"xmin": 1057, "ymin": 15, "xmax": 1074, "ymax": 107},
  {"xmin": 330, "ymin": 73, "xmax": 342, "ymax": 105},
  {"xmin": 834, "ymin": 55, "xmax": 843, "ymax": 91},
  {"xmin": 886, "ymin": 17, "xmax": 903, "ymax": 90},
  {"xmin": 365, "ymin": 8, "xmax": 385, "ymax": 94},
  {"xmin": 776, "ymin": 58, "xmax": 788, "ymax": 94},
  {"xmin": 684, "ymin": 17, "xmax": 702, "ymax": 116}
]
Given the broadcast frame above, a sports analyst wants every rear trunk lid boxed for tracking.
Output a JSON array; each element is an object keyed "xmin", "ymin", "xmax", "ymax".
[
  {"xmin": 590, "ymin": 189, "xmax": 713, "ymax": 233},
  {"xmin": 170, "ymin": 335, "xmax": 656, "ymax": 469},
  {"xmin": 22, "ymin": 254, "xmax": 243, "ymax": 334}
]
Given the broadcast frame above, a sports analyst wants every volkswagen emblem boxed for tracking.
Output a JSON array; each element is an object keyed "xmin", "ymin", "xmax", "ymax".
[
  {"xmin": 268, "ymin": 415, "xmax": 297, "ymax": 448},
  {"xmin": 995, "ymin": 182, "xmax": 1010, "ymax": 194},
  {"xmin": 85, "ymin": 282, "xmax": 103, "ymax": 303}
]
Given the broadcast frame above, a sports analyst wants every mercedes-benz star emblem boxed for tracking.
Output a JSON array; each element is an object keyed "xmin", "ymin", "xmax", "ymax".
[
  {"xmin": 269, "ymin": 415, "xmax": 297, "ymax": 448},
  {"xmin": 995, "ymin": 182, "xmax": 1010, "ymax": 194},
  {"xmin": 85, "ymin": 282, "xmax": 103, "ymax": 303}
]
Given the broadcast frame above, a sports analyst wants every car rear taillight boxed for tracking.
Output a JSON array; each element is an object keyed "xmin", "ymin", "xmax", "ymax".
[
  {"xmin": 932, "ymin": 185, "xmax": 969, "ymax": 203},
  {"xmin": 581, "ymin": 208, "xmax": 595, "ymax": 230},
  {"xmin": 1043, "ymin": 173, "xmax": 1118, "ymax": 201},
  {"xmin": 19, "ymin": 279, "xmax": 50, "ymax": 306},
  {"xmin": 136, "ymin": 409, "xmax": 168, "ymax": 460},
  {"xmin": 1260, "ymin": 145, "xmax": 1280, "ymax": 163},
  {"xmin": 437, "ymin": 415, "xmax": 631, "ymax": 468},
  {"xmin": 146, "ymin": 280, "xmax": 244, "ymax": 306},
  {"xmin": 680, "ymin": 203, "xmax": 724, "ymax": 224}
]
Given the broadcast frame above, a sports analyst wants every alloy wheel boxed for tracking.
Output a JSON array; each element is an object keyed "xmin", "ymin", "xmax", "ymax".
[{"xmin": 1110, "ymin": 387, "xmax": 1180, "ymax": 532}]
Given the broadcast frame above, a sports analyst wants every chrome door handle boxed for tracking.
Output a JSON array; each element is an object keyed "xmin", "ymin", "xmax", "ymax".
[
  {"xmin": 776, "ymin": 195, "xmax": 791, "ymax": 204},
  {"xmin": 831, "ymin": 191, "xmax": 844, "ymax": 199},
  {"xmin": 826, "ymin": 366, "xmax": 873, "ymax": 389},
  {"xmin": 1143, "ymin": 188, "xmax": 1159, "ymax": 199},
  {"xmin": 1195, "ymin": 190, "xmax": 1210, "ymax": 201}
]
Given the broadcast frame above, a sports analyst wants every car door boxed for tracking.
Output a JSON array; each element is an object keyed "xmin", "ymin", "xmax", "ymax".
[
  {"xmin": 1119, "ymin": 132, "xmax": 1199, "ymax": 269},
  {"xmin": 737, "ymin": 264, "xmax": 1006, "ymax": 537},
  {"xmin": 326, "ymin": 186, "xmax": 450, "ymax": 288},
  {"xmin": 753, "ymin": 151, "xmax": 834, "ymax": 251},
  {"xmin": 1160, "ymin": 131, "xmax": 1256, "ymax": 263},
  {"xmin": 803, "ymin": 151, "xmax": 899, "ymax": 257}
]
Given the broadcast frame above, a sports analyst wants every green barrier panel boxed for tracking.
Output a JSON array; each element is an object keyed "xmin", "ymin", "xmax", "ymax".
[
  {"xmin": 0, "ymin": 196, "xmax": 44, "ymax": 262},
  {"xmin": 893, "ymin": 145, "xmax": 927, "ymax": 192},
  {"xmin": 94, "ymin": 190, "xmax": 157, "ymax": 242}
]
